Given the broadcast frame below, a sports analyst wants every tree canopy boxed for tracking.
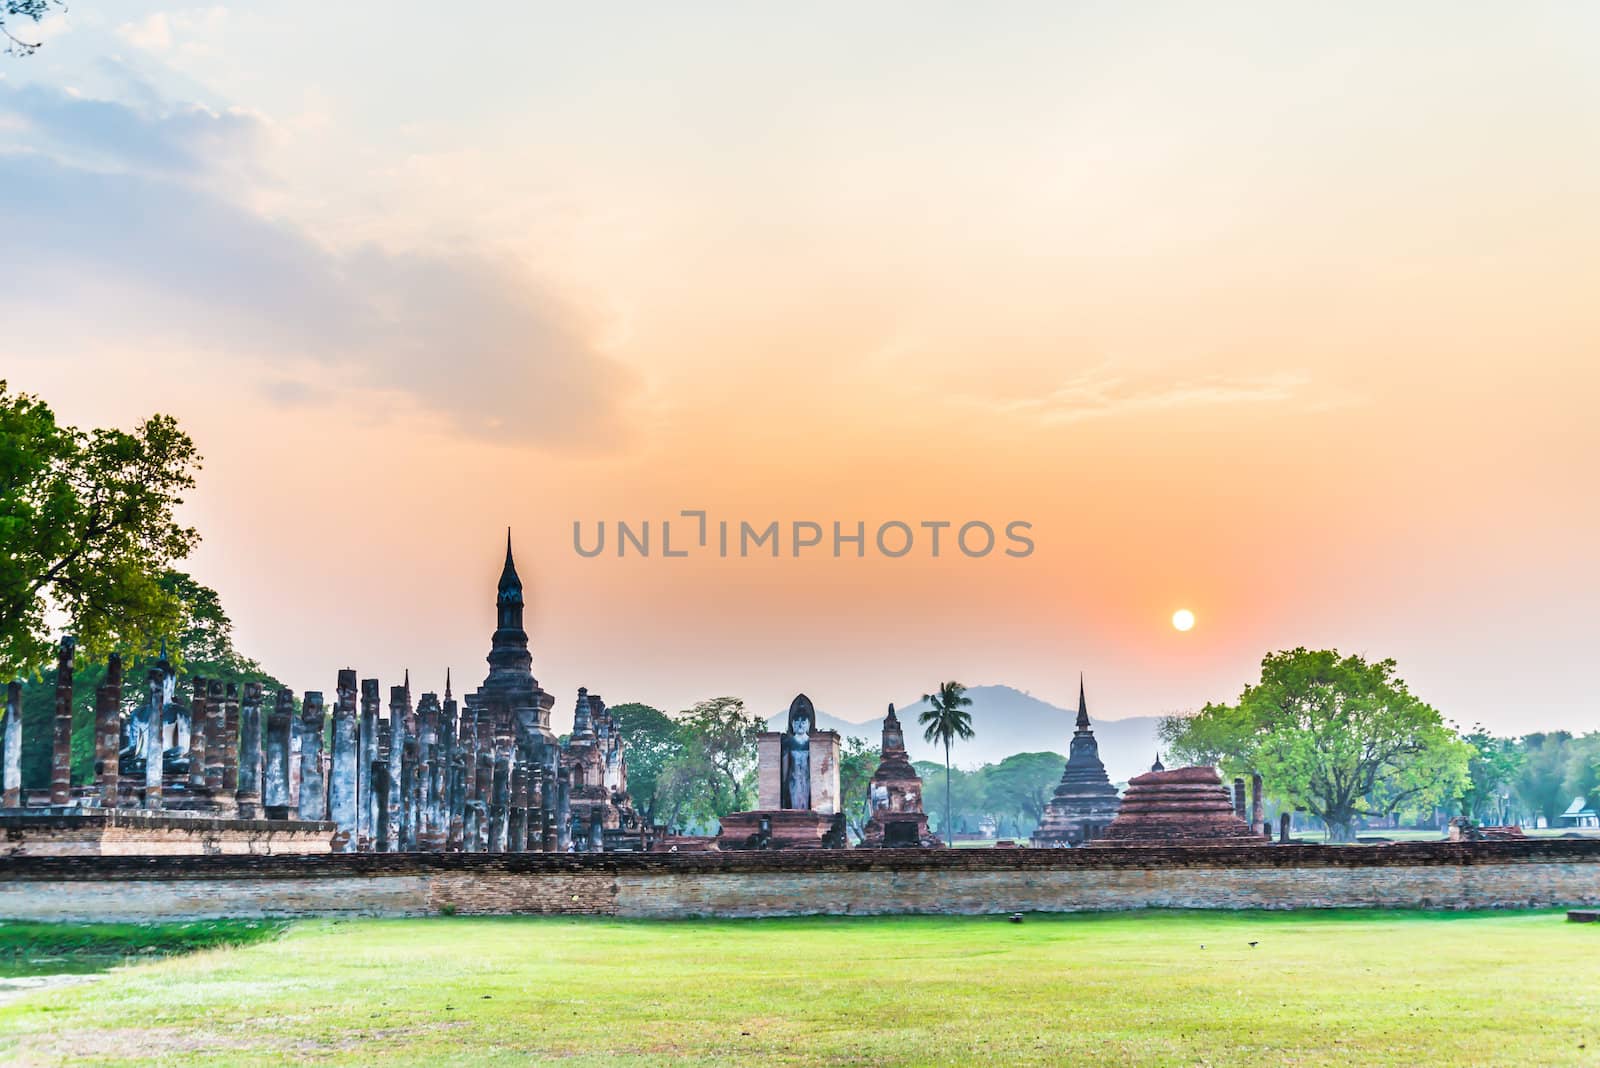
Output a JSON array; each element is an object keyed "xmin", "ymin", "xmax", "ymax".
[
  {"xmin": 1160, "ymin": 648, "xmax": 1470, "ymax": 842},
  {"xmin": 1, "ymin": 380, "xmax": 201, "ymax": 678},
  {"xmin": 3, "ymin": 2, "xmax": 62, "ymax": 58}
]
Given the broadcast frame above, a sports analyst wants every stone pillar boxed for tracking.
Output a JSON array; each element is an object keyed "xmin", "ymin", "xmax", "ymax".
[
  {"xmin": 221, "ymin": 682, "xmax": 240, "ymax": 793},
  {"xmin": 50, "ymin": 637, "xmax": 76, "ymax": 806},
  {"xmin": 94, "ymin": 653, "xmax": 123, "ymax": 807},
  {"xmin": 508, "ymin": 760, "xmax": 528, "ymax": 852},
  {"xmin": 1279, "ymin": 810, "xmax": 1292, "ymax": 844},
  {"xmin": 4, "ymin": 681, "xmax": 22, "ymax": 808},
  {"xmin": 447, "ymin": 746, "xmax": 467, "ymax": 851},
  {"xmin": 188, "ymin": 677, "xmax": 209, "ymax": 792},
  {"xmin": 359, "ymin": 678, "xmax": 380, "ymax": 851},
  {"xmin": 263, "ymin": 688, "xmax": 294, "ymax": 819},
  {"xmin": 235, "ymin": 682, "xmax": 263, "ymax": 818},
  {"xmin": 1231, "ymin": 776, "xmax": 1247, "ymax": 821},
  {"xmin": 298, "ymin": 691, "xmax": 326, "ymax": 821},
  {"xmin": 142, "ymin": 666, "xmax": 165, "ymax": 810},
  {"xmin": 488, "ymin": 744, "xmax": 509, "ymax": 853},
  {"xmin": 1251, "ymin": 773, "xmax": 1266, "ymax": 839},
  {"xmin": 472, "ymin": 747, "xmax": 493, "ymax": 852},
  {"xmin": 400, "ymin": 735, "xmax": 418, "ymax": 851},
  {"xmin": 329, "ymin": 670, "xmax": 359, "ymax": 852},
  {"xmin": 556, "ymin": 768, "xmax": 572, "ymax": 852},
  {"xmin": 386, "ymin": 685, "xmax": 405, "ymax": 848},
  {"xmin": 588, "ymin": 808, "xmax": 604, "ymax": 853},
  {"xmin": 373, "ymin": 760, "xmax": 393, "ymax": 852},
  {"xmin": 205, "ymin": 679, "xmax": 226, "ymax": 795}
]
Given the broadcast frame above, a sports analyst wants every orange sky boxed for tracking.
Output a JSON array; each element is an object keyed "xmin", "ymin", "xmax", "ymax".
[{"xmin": 3, "ymin": 3, "xmax": 1598, "ymax": 734}]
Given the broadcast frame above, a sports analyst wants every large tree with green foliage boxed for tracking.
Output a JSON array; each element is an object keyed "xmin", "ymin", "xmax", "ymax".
[
  {"xmin": 1161, "ymin": 648, "xmax": 1470, "ymax": 842},
  {"xmin": 919, "ymin": 681, "xmax": 974, "ymax": 846},
  {"xmin": 1459, "ymin": 730, "xmax": 1524, "ymax": 825},
  {"xmin": 836, "ymin": 735, "xmax": 875, "ymax": 840},
  {"xmin": 1, "ymin": 380, "xmax": 201, "ymax": 679},
  {"xmin": 1514, "ymin": 732, "xmax": 1575, "ymax": 827},
  {"xmin": 652, "ymin": 697, "xmax": 764, "ymax": 833},
  {"xmin": 605, "ymin": 702, "xmax": 678, "ymax": 825},
  {"xmin": 982, "ymin": 751, "xmax": 1065, "ymax": 836}
]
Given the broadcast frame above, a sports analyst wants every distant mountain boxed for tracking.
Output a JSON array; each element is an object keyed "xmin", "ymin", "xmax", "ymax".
[{"xmin": 765, "ymin": 684, "xmax": 1163, "ymax": 783}]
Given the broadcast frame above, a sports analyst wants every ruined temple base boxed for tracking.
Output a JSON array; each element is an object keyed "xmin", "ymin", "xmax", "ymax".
[
  {"xmin": 1, "ymin": 809, "xmax": 334, "ymax": 857},
  {"xmin": 861, "ymin": 812, "xmax": 940, "ymax": 848},
  {"xmin": 716, "ymin": 810, "xmax": 836, "ymax": 850}
]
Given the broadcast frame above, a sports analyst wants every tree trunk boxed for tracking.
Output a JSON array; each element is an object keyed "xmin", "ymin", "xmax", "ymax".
[{"xmin": 944, "ymin": 739, "xmax": 952, "ymax": 849}]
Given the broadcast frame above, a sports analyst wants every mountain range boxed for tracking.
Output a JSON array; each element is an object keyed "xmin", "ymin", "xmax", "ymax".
[{"xmin": 765, "ymin": 684, "xmax": 1164, "ymax": 783}]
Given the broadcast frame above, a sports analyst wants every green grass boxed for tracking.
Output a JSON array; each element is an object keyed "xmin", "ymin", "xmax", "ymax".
[
  {"xmin": 0, "ymin": 920, "xmax": 287, "ymax": 979},
  {"xmin": 2, "ymin": 911, "xmax": 1597, "ymax": 1065}
]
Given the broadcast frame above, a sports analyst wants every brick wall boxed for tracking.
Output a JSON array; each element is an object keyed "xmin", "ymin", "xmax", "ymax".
[{"xmin": 2, "ymin": 842, "xmax": 1598, "ymax": 921}]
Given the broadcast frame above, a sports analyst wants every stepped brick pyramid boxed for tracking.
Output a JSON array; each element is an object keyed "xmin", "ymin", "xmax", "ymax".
[{"xmin": 1089, "ymin": 765, "xmax": 1263, "ymax": 847}]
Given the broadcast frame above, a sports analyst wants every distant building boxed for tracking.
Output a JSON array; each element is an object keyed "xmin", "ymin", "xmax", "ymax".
[{"xmin": 1559, "ymin": 797, "xmax": 1598, "ymax": 829}]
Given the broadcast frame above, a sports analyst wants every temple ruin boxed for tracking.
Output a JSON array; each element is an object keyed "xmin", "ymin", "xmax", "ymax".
[
  {"xmin": 1088, "ymin": 764, "xmax": 1265, "ymax": 848},
  {"xmin": 1031, "ymin": 677, "xmax": 1122, "ymax": 847},
  {"xmin": 0, "ymin": 534, "xmax": 655, "ymax": 856},
  {"xmin": 860, "ymin": 704, "xmax": 939, "ymax": 847}
]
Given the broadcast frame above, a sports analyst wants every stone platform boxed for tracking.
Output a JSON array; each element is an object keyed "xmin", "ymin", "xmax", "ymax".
[
  {"xmin": 1089, "ymin": 766, "xmax": 1264, "ymax": 848},
  {"xmin": 716, "ymin": 810, "xmax": 841, "ymax": 850},
  {"xmin": 0, "ymin": 809, "xmax": 334, "ymax": 857}
]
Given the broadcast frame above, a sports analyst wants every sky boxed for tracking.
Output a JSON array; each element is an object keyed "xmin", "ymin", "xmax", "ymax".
[{"xmin": 2, "ymin": 2, "xmax": 1597, "ymax": 736}]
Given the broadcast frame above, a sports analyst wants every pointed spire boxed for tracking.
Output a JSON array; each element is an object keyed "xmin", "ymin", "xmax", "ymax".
[
  {"xmin": 444, "ymin": 668, "xmax": 452, "ymax": 701},
  {"xmin": 1152, "ymin": 752, "xmax": 1165, "ymax": 772},
  {"xmin": 1075, "ymin": 673, "xmax": 1090, "ymax": 731},
  {"xmin": 498, "ymin": 527, "xmax": 522, "ymax": 594}
]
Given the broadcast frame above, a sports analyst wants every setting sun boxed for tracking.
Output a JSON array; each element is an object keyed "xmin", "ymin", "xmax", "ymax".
[{"xmin": 1172, "ymin": 609, "xmax": 1196, "ymax": 632}]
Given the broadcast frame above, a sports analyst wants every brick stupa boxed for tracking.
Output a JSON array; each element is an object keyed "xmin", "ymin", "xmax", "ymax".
[
  {"xmin": 1030, "ymin": 678, "xmax": 1121, "ymax": 847},
  {"xmin": 861, "ymin": 704, "xmax": 939, "ymax": 848},
  {"xmin": 1088, "ymin": 764, "xmax": 1263, "ymax": 847}
]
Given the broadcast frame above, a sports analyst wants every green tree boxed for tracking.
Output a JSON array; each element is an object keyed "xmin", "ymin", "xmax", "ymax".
[
  {"xmin": 1, "ymin": 380, "xmax": 201, "ymax": 679},
  {"xmin": 653, "ymin": 697, "xmax": 763, "ymax": 833},
  {"xmin": 1458, "ymin": 729, "xmax": 1524, "ymax": 824},
  {"xmin": 1514, "ymin": 732, "xmax": 1574, "ymax": 827},
  {"xmin": 837, "ymin": 735, "xmax": 875, "ymax": 840},
  {"xmin": 1161, "ymin": 649, "xmax": 1470, "ymax": 842},
  {"xmin": 982, "ymin": 751, "xmax": 1065, "ymax": 838},
  {"xmin": 918, "ymin": 681, "xmax": 974, "ymax": 847},
  {"xmin": 606, "ymin": 702, "xmax": 678, "ymax": 824}
]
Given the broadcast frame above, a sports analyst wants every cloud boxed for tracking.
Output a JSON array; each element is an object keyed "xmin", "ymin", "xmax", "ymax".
[
  {"xmin": 982, "ymin": 370, "xmax": 1312, "ymax": 426},
  {"xmin": 0, "ymin": 83, "xmax": 634, "ymax": 450}
]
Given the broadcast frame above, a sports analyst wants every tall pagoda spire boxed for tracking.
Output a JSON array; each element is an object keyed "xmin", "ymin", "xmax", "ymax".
[
  {"xmin": 1075, "ymin": 673, "xmax": 1090, "ymax": 731},
  {"xmin": 444, "ymin": 668, "xmax": 452, "ymax": 702}
]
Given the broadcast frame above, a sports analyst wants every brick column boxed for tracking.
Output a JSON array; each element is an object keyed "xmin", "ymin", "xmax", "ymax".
[
  {"xmin": 50, "ymin": 637, "xmax": 76, "ymax": 806},
  {"xmin": 188, "ymin": 678, "xmax": 209, "ymax": 792},
  {"xmin": 235, "ymin": 682, "xmax": 263, "ymax": 818},
  {"xmin": 359, "ymin": 679, "xmax": 380, "ymax": 851},
  {"xmin": 205, "ymin": 679, "xmax": 226, "ymax": 795},
  {"xmin": 328, "ymin": 670, "xmax": 359, "ymax": 851},
  {"xmin": 222, "ymin": 683, "xmax": 241, "ymax": 793},
  {"xmin": 298, "ymin": 691, "xmax": 326, "ymax": 821},
  {"xmin": 94, "ymin": 653, "xmax": 123, "ymax": 807},
  {"xmin": 263, "ymin": 688, "xmax": 294, "ymax": 819}
]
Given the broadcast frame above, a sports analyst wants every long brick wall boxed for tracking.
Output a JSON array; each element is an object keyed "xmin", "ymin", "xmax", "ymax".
[{"xmin": 3, "ymin": 841, "xmax": 1598, "ymax": 921}]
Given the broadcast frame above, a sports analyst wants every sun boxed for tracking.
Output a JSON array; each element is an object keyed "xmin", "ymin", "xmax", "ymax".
[{"xmin": 1171, "ymin": 608, "xmax": 1195, "ymax": 632}]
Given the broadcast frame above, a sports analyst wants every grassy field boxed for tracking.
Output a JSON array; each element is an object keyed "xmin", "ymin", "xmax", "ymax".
[{"xmin": 1, "ymin": 910, "xmax": 1597, "ymax": 1066}]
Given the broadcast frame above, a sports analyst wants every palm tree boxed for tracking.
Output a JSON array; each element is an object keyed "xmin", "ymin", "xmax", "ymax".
[{"xmin": 919, "ymin": 681, "xmax": 975, "ymax": 847}]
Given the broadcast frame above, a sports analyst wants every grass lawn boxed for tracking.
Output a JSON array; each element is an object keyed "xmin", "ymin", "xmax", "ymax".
[{"xmin": 1, "ymin": 910, "xmax": 1597, "ymax": 1066}]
